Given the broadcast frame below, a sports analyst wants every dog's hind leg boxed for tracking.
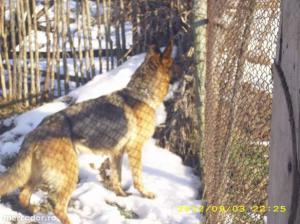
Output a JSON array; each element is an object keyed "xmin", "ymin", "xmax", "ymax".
[
  {"xmin": 52, "ymin": 185, "xmax": 75, "ymax": 224},
  {"xmin": 43, "ymin": 138, "xmax": 79, "ymax": 224},
  {"xmin": 19, "ymin": 182, "xmax": 39, "ymax": 214},
  {"xmin": 52, "ymin": 160, "xmax": 78, "ymax": 224}
]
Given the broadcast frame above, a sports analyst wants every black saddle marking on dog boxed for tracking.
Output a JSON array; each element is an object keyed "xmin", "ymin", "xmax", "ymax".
[
  {"xmin": 25, "ymin": 112, "xmax": 72, "ymax": 144},
  {"xmin": 64, "ymin": 98, "xmax": 128, "ymax": 149}
]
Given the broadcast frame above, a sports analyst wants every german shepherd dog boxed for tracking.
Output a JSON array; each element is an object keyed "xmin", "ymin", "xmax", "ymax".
[{"xmin": 0, "ymin": 41, "xmax": 174, "ymax": 224}]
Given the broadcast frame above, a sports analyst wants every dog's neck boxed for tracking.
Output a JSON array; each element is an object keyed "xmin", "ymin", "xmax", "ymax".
[
  {"xmin": 125, "ymin": 85, "xmax": 165, "ymax": 110},
  {"xmin": 124, "ymin": 60, "xmax": 171, "ymax": 110}
]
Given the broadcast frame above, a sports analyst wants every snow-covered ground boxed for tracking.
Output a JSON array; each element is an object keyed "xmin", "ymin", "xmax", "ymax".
[{"xmin": 0, "ymin": 52, "xmax": 202, "ymax": 224}]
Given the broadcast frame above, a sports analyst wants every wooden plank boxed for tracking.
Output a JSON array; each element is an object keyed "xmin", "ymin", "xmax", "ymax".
[
  {"xmin": 269, "ymin": 0, "xmax": 300, "ymax": 223},
  {"xmin": 269, "ymin": 64, "xmax": 294, "ymax": 224}
]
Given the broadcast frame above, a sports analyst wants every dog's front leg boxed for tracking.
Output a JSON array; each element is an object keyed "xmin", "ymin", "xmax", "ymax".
[
  {"xmin": 127, "ymin": 144, "xmax": 155, "ymax": 199},
  {"xmin": 110, "ymin": 154, "xmax": 130, "ymax": 197},
  {"xmin": 115, "ymin": 154, "xmax": 123, "ymax": 182}
]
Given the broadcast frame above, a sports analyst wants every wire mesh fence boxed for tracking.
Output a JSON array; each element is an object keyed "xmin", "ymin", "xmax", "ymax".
[{"xmin": 203, "ymin": 0, "xmax": 280, "ymax": 223}]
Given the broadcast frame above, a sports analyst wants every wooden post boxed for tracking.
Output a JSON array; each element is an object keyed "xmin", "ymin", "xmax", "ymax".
[
  {"xmin": 103, "ymin": 0, "xmax": 110, "ymax": 71},
  {"xmin": 62, "ymin": 0, "xmax": 69, "ymax": 93},
  {"xmin": 25, "ymin": 0, "xmax": 36, "ymax": 104},
  {"xmin": 131, "ymin": 0, "xmax": 139, "ymax": 54},
  {"xmin": 44, "ymin": 0, "xmax": 51, "ymax": 98},
  {"xmin": 193, "ymin": 0, "xmax": 207, "ymax": 214},
  {"xmin": 95, "ymin": 0, "xmax": 103, "ymax": 74},
  {"xmin": 32, "ymin": 0, "xmax": 40, "ymax": 102},
  {"xmin": 9, "ymin": 0, "xmax": 17, "ymax": 100},
  {"xmin": 67, "ymin": 0, "xmax": 79, "ymax": 87},
  {"xmin": 269, "ymin": 0, "xmax": 300, "ymax": 223},
  {"xmin": 54, "ymin": 0, "xmax": 61, "ymax": 96},
  {"xmin": 0, "ymin": 0, "xmax": 7, "ymax": 100},
  {"xmin": 19, "ymin": 0, "xmax": 29, "ymax": 106},
  {"xmin": 76, "ymin": 0, "xmax": 84, "ymax": 85}
]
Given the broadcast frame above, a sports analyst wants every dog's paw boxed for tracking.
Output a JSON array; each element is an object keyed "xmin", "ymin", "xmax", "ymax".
[
  {"xmin": 141, "ymin": 190, "xmax": 156, "ymax": 199},
  {"xmin": 116, "ymin": 189, "xmax": 131, "ymax": 197},
  {"xmin": 26, "ymin": 204, "xmax": 41, "ymax": 215}
]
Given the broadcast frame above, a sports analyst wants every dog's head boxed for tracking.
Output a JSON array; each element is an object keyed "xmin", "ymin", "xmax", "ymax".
[
  {"xmin": 145, "ymin": 40, "xmax": 173, "ymax": 66},
  {"xmin": 127, "ymin": 40, "xmax": 181, "ymax": 108},
  {"xmin": 143, "ymin": 40, "xmax": 180, "ymax": 85}
]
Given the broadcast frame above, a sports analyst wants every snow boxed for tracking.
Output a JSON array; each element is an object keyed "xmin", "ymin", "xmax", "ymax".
[
  {"xmin": 0, "ymin": 52, "xmax": 202, "ymax": 224},
  {"xmin": 15, "ymin": 22, "xmax": 133, "ymax": 52},
  {"xmin": 38, "ymin": 57, "xmax": 116, "ymax": 75}
]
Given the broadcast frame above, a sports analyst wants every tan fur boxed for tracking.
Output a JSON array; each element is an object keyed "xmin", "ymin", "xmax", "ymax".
[{"xmin": 0, "ymin": 40, "xmax": 174, "ymax": 224}]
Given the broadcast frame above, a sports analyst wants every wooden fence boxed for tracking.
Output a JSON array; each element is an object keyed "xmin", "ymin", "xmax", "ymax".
[{"xmin": 0, "ymin": 0, "xmax": 186, "ymax": 108}]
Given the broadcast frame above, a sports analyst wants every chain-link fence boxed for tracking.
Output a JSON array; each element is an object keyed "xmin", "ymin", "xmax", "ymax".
[{"xmin": 202, "ymin": 0, "xmax": 280, "ymax": 223}]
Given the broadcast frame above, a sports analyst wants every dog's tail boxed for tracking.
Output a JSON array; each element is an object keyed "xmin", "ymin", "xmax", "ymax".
[{"xmin": 0, "ymin": 146, "xmax": 33, "ymax": 196}]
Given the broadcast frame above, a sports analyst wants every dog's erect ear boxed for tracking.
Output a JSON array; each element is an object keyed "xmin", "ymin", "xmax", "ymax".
[
  {"xmin": 162, "ymin": 39, "xmax": 173, "ymax": 59},
  {"xmin": 161, "ymin": 40, "xmax": 173, "ymax": 69}
]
